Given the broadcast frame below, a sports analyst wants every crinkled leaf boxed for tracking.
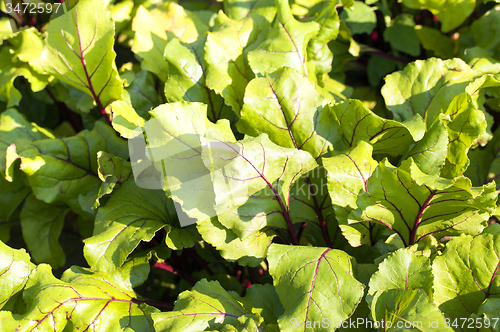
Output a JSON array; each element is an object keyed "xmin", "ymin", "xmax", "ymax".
[
  {"xmin": 164, "ymin": 37, "xmax": 234, "ymax": 123},
  {"xmin": 20, "ymin": 194, "xmax": 69, "ymax": 269},
  {"xmin": 0, "ymin": 240, "xmax": 34, "ymax": 310},
  {"xmin": 0, "ymin": 263, "xmax": 158, "ymax": 331},
  {"xmin": 93, "ymin": 151, "xmax": 132, "ymax": 209},
  {"xmin": 353, "ymin": 158, "xmax": 497, "ymax": 246},
  {"xmin": 432, "ymin": 224, "xmax": 500, "ymax": 320},
  {"xmin": 267, "ymin": 244, "xmax": 364, "ymax": 332},
  {"xmin": 381, "ymin": 58, "xmax": 484, "ymax": 127},
  {"xmin": 371, "ymin": 289, "xmax": 452, "ymax": 331},
  {"xmin": 0, "ymin": 47, "xmax": 50, "ymax": 108},
  {"xmin": 83, "ymin": 179, "xmax": 178, "ymax": 271},
  {"xmin": 197, "ymin": 216, "xmax": 275, "ymax": 267},
  {"xmin": 401, "ymin": 0, "xmax": 475, "ymax": 32},
  {"xmin": 8, "ymin": 27, "xmax": 46, "ymax": 75},
  {"xmin": 247, "ymin": 0, "xmax": 319, "ymax": 78},
  {"xmin": 153, "ymin": 279, "xmax": 281, "ymax": 331},
  {"xmin": 326, "ymin": 99, "xmax": 420, "ymax": 156},
  {"xmin": 340, "ymin": 1, "xmax": 376, "ymax": 35},
  {"xmin": 440, "ymin": 92, "xmax": 488, "ymax": 178},
  {"xmin": 324, "ymin": 140, "xmax": 378, "ymax": 210},
  {"xmin": 306, "ymin": 0, "xmax": 347, "ymax": 80},
  {"xmin": 41, "ymin": 0, "xmax": 123, "ymax": 109},
  {"xmin": 237, "ymin": 67, "xmax": 337, "ymax": 159},
  {"xmin": 205, "ymin": 12, "xmax": 270, "ymax": 114},
  {"xmin": 401, "ymin": 118, "xmax": 448, "ymax": 176},
  {"xmin": 131, "ymin": 3, "xmax": 209, "ymax": 81}
]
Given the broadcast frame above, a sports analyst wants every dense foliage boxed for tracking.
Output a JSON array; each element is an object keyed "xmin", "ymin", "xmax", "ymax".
[{"xmin": 1, "ymin": 0, "xmax": 500, "ymax": 330}]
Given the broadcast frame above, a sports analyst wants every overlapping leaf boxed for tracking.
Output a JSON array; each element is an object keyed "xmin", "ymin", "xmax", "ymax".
[
  {"xmin": 371, "ymin": 289, "xmax": 452, "ymax": 331},
  {"xmin": 83, "ymin": 179, "xmax": 178, "ymax": 271},
  {"xmin": 433, "ymin": 224, "xmax": 500, "ymax": 321},
  {"xmin": 267, "ymin": 244, "xmax": 364, "ymax": 332},
  {"xmin": 326, "ymin": 99, "xmax": 422, "ymax": 156},
  {"xmin": 367, "ymin": 247, "xmax": 433, "ymax": 306},
  {"xmin": 0, "ymin": 240, "xmax": 34, "ymax": 310},
  {"xmin": 20, "ymin": 194, "xmax": 69, "ymax": 269},
  {"xmin": 0, "ymin": 108, "xmax": 54, "ymax": 176},
  {"xmin": 41, "ymin": 0, "xmax": 123, "ymax": 110},
  {"xmin": 400, "ymin": 0, "xmax": 475, "ymax": 32},
  {"xmin": 17, "ymin": 122, "xmax": 127, "ymax": 214},
  {"xmin": 237, "ymin": 67, "xmax": 337, "ymax": 159},
  {"xmin": 323, "ymin": 141, "xmax": 381, "ymax": 246},
  {"xmin": 352, "ymin": 158, "xmax": 497, "ymax": 246},
  {"xmin": 164, "ymin": 37, "xmax": 234, "ymax": 123},
  {"xmin": 131, "ymin": 3, "xmax": 209, "ymax": 81},
  {"xmin": 247, "ymin": 0, "xmax": 319, "ymax": 78},
  {"xmin": 153, "ymin": 279, "xmax": 283, "ymax": 331},
  {"xmin": 0, "ymin": 261, "xmax": 157, "ymax": 331},
  {"xmin": 205, "ymin": 12, "xmax": 270, "ymax": 114}
]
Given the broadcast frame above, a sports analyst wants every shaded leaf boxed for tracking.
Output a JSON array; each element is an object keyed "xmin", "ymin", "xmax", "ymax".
[{"xmin": 20, "ymin": 194, "xmax": 69, "ymax": 269}]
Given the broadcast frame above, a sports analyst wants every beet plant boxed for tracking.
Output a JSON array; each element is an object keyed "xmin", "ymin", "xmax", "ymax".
[{"xmin": 0, "ymin": 0, "xmax": 500, "ymax": 331}]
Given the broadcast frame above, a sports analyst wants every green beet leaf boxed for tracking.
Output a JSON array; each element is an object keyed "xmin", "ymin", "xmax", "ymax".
[
  {"xmin": 371, "ymin": 289, "xmax": 452, "ymax": 331},
  {"xmin": 153, "ymin": 279, "xmax": 283, "ymax": 331},
  {"xmin": 83, "ymin": 179, "xmax": 178, "ymax": 271},
  {"xmin": 0, "ymin": 240, "xmax": 34, "ymax": 310},
  {"xmin": 247, "ymin": 0, "xmax": 319, "ymax": 78},
  {"xmin": 17, "ymin": 121, "xmax": 127, "ymax": 214},
  {"xmin": 383, "ymin": 14, "xmax": 420, "ymax": 57},
  {"xmin": 205, "ymin": 11, "xmax": 270, "ymax": 114},
  {"xmin": 325, "ymin": 99, "xmax": 420, "ymax": 156},
  {"xmin": 41, "ymin": 0, "xmax": 123, "ymax": 111},
  {"xmin": 433, "ymin": 224, "xmax": 500, "ymax": 321},
  {"xmin": 93, "ymin": 150, "xmax": 132, "ymax": 209},
  {"xmin": 237, "ymin": 67, "xmax": 337, "ymax": 159},
  {"xmin": 400, "ymin": 0, "xmax": 474, "ymax": 32},
  {"xmin": 0, "ymin": 263, "xmax": 158, "ymax": 331},
  {"xmin": 131, "ymin": 3, "xmax": 208, "ymax": 82},
  {"xmin": 323, "ymin": 141, "xmax": 382, "ymax": 247},
  {"xmin": 340, "ymin": 1, "xmax": 376, "ymax": 35},
  {"xmin": 20, "ymin": 194, "xmax": 69, "ymax": 269},
  {"xmin": 367, "ymin": 247, "xmax": 433, "ymax": 306},
  {"xmin": 164, "ymin": 37, "xmax": 234, "ymax": 123},
  {"xmin": 352, "ymin": 158, "xmax": 497, "ymax": 247},
  {"xmin": 267, "ymin": 244, "xmax": 364, "ymax": 332},
  {"xmin": 223, "ymin": 0, "xmax": 277, "ymax": 22}
]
